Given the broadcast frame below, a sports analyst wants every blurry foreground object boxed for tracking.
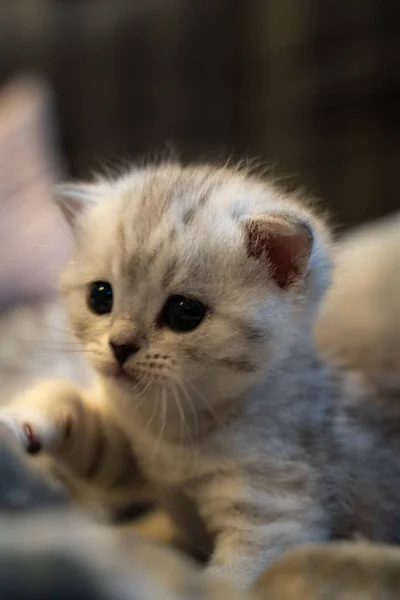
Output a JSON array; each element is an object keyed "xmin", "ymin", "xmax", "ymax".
[
  {"xmin": 0, "ymin": 511, "xmax": 245, "ymax": 600},
  {"xmin": 254, "ymin": 542, "xmax": 400, "ymax": 600},
  {"xmin": 0, "ymin": 74, "xmax": 71, "ymax": 311},
  {"xmin": 0, "ymin": 73, "xmax": 90, "ymax": 409},
  {"xmin": 2, "ymin": 508, "xmax": 400, "ymax": 600},
  {"xmin": 0, "ymin": 437, "xmax": 67, "ymax": 513},
  {"xmin": 315, "ymin": 212, "xmax": 400, "ymax": 396}
]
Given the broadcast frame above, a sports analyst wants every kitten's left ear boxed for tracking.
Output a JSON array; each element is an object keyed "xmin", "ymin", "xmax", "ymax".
[
  {"xmin": 243, "ymin": 215, "xmax": 313, "ymax": 288},
  {"xmin": 54, "ymin": 183, "xmax": 102, "ymax": 229}
]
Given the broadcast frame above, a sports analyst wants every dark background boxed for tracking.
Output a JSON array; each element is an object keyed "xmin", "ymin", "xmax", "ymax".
[{"xmin": 0, "ymin": 0, "xmax": 399, "ymax": 229}]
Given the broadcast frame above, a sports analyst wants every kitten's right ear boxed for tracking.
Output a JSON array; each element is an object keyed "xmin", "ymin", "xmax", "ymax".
[
  {"xmin": 54, "ymin": 183, "xmax": 101, "ymax": 230},
  {"xmin": 243, "ymin": 215, "xmax": 313, "ymax": 289}
]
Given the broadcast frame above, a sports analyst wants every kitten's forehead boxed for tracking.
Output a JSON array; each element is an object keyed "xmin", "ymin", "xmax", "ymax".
[
  {"xmin": 86, "ymin": 165, "xmax": 248, "ymax": 264},
  {"xmin": 74, "ymin": 162, "xmax": 321, "ymax": 296},
  {"xmin": 122, "ymin": 171, "xmax": 241, "ymax": 275},
  {"xmin": 116, "ymin": 164, "xmax": 250, "ymax": 230}
]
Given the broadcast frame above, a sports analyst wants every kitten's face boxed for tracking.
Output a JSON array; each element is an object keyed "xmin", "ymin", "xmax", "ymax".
[{"xmin": 60, "ymin": 164, "xmax": 329, "ymax": 413}]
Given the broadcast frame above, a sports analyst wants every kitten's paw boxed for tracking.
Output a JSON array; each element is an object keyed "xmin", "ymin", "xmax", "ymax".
[
  {"xmin": 0, "ymin": 408, "xmax": 73, "ymax": 455},
  {"xmin": 0, "ymin": 380, "xmax": 82, "ymax": 456}
]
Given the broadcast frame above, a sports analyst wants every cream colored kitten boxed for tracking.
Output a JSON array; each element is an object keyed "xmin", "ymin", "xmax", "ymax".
[
  {"xmin": 2, "ymin": 163, "xmax": 400, "ymax": 588},
  {"xmin": 315, "ymin": 211, "xmax": 400, "ymax": 397},
  {"xmin": 254, "ymin": 541, "xmax": 400, "ymax": 600}
]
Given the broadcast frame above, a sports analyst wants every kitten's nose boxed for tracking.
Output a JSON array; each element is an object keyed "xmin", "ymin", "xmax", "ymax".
[{"xmin": 110, "ymin": 341, "xmax": 139, "ymax": 366}]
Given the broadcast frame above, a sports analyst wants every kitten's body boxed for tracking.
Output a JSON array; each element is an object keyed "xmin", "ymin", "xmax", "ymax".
[
  {"xmin": 103, "ymin": 338, "xmax": 400, "ymax": 559},
  {"xmin": 2, "ymin": 163, "xmax": 400, "ymax": 587}
]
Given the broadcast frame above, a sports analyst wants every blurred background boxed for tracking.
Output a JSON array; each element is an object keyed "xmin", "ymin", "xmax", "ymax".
[{"xmin": 0, "ymin": 0, "xmax": 399, "ymax": 307}]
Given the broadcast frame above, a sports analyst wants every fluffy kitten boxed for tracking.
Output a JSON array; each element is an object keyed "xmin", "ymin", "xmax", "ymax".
[
  {"xmin": 255, "ymin": 541, "xmax": 400, "ymax": 600},
  {"xmin": 315, "ymin": 211, "xmax": 400, "ymax": 397},
  {"xmin": 2, "ymin": 163, "xmax": 400, "ymax": 588}
]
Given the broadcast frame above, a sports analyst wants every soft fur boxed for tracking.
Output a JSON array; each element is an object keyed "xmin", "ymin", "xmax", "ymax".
[
  {"xmin": 2, "ymin": 163, "xmax": 400, "ymax": 588},
  {"xmin": 315, "ymin": 211, "xmax": 400, "ymax": 397},
  {"xmin": 254, "ymin": 541, "xmax": 400, "ymax": 600}
]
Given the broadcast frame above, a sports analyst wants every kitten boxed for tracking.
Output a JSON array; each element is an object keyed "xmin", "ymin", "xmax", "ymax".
[
  {"xmin": 254, "ymin": 541, "xmax": 400, "ymax": 600},
  {"xmin": 2, "ymin": 163, "xmax": 400, "ymax": 588},
  {"xmin": 315, "ymin": 211, "xmax": 400, "ymax": 398}
]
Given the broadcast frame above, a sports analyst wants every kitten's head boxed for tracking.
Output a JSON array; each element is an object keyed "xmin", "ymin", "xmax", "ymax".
[{"xmin": 57, "ymin": 163, "xmax": 331, "ymax": 411}]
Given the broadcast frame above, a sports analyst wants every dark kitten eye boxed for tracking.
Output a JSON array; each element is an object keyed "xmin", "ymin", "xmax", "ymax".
[
  {"xmin": 162, "ymin": 295, "xmax": 206, "ymax": 332},
  {"xmin": 88, "ymin": 281, "xmax": 113, "ymax": 315}
]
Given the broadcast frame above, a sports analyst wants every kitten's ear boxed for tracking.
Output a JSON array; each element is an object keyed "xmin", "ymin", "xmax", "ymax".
[
  {"xmin": 243, "ymin": 216, "xmax": 313, "ymax": 288},
  {"xmin": 54, "ymin": 183, "xmax": 101, "ymax": 230}
]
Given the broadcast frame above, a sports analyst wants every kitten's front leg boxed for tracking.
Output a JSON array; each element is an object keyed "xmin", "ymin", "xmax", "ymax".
[
  {"xmin": 200, "ymin": 474, "xmax": 328, "ymax": 588},
  {"xmin": 0, "ymin": 379, "xmax": 147, "ymax": 501}
]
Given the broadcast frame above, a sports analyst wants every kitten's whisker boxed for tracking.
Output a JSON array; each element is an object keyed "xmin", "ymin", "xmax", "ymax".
[
  {"xmin": 16, "ymin": 349, "xmax": 93, "ymax": 359},
  {"xmin": 133, "ymin": 373, "xmax": 147, "ymax": 394},
  {"xmin": 32, "ymin": 323, "xmax": 77, "ymax": 335},
  {"xmin": 0, "ymin": 335, "xmax": 81, "ymax": 348},
  {"xmin": 135, "ymin": 373, "xmax": 153, "ymax": 397},
  {"xmin": 130, "ymin": 374, "xmax": 153, "ymax": 415},
  {"xmin": 171, "ymin": 383, "xmax": 191, "ymax": 448},
  {"xmin": 180, "ymin": 375, "xmax": 224, "ymax": 430},
  {"xmin": 130, "ymin": 394, "xmax": 147, "ymax": 418},
  {"xmin": 179, "ymin": 381, "xmax": 200, "ymax": 463},
  {"xmin": 175, "ymin": 379, "xmax": 200, "ymax": 461},
  {"xmin": 144, "ymin": 381, "xmax": 159, "ymax": 436},
  {"xmin": 152, "ymin": 387, "xmax": 167, "ymax": 459},
  {"xmin": 171, "ymin": 382, "xmax": 200, "ymax": 464},
  {"xmin": 130, "ymin": 373, "xmax": 146, "ymax": 396}
]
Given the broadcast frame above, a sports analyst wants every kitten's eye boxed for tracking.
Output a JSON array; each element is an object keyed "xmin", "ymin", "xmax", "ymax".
[
  {"xmin": 162, "ymin": 295, "xmax": 206, "ymax": 332},
  {"xmin": 88, "ymin": 281, "xmax": 113, "ymax": 315}
]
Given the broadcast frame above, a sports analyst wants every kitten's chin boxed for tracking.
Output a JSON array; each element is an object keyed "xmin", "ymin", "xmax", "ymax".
[{"xmin": 110, "ymin": 370, "xmax": 142, "ymax": 387}]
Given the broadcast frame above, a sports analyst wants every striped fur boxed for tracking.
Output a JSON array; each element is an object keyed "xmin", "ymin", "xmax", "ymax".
[{"xmin": 2, "ymin": 163, "xmax": 400, "ymax": 588}]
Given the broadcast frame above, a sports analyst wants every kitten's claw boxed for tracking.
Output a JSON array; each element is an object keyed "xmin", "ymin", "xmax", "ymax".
[
  {"xmin": 22, "ymin": 423, "xmax": 43, "ymax": 454},
  {"xmin": 0, "ymin": 413, "xmax": 32, "ymax": 450},
  {"xmin": 0, "ymin": 410, "xmax": 72, "ymax": 455}
]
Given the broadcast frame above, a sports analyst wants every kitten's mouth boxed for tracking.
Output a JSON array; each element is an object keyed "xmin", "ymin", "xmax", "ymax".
[
  {"xmin": 103, "ymin": 363, "xmax": 161, "ymax": 388},
  {"xmin": 115, "ymin": 369, "xmax": 139, "ymax": 383},
  {"xmin": 100, "ymin": 362, "xmax": 138, "ymax": 384}
]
